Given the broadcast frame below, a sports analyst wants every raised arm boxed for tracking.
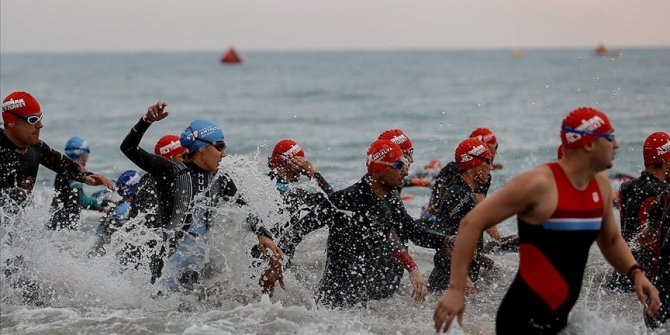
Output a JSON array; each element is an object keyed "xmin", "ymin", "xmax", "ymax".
[{"xmin": 120, "ymin": 102, "xmax": 175, "ymax": 177}]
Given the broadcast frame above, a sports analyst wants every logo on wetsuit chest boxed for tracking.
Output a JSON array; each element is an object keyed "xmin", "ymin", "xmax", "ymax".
[{"xmin": 592, "ymin": 191, "xmax": 599, "ymax": 203}]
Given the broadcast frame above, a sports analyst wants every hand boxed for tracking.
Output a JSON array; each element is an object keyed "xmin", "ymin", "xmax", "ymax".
[
  {"xmin": 464, "ymin": 277, "xmax": 477, "ymax": 296},
  {"xmin": 408, "ymin": 268, "xmax": 427, "ymax": 303},
  {"xmin": 258, "ymin": 235, "xmax": 285, "ymax": 260},
  {"xmin": 85, "ymin": 174, "xmax": 115, "ymax": 190},
  {"xmin": 632, "ymin": 272, "xmax": 661, "ymax": 317},
  {"xmin": 289, "ymin": 156, "xmax": 317, "ymax": 178},
  {"xmin": 433, "ymin": 287, "xmax": 466, "ymax": 333},
  {"xmin": 260, "ymin": 256, "xmax": 285, "ymax": 297},
  {"xmin": 144, "ymin": 101, "xmax": 169, "ymax": 123},
  {"xmin": 485, "ymin": 226, "xmax": 501, "ymax": 240}
]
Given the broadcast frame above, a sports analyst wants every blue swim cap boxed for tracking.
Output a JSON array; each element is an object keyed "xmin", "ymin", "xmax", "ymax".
[
  {"xmin": 116, "ymin": 170, "xmax": 141, "ymax": 197},
  {"xmin": 179, "ymin": 120, "xmax": 225, "ymax": 154},
  {"xmin": 64, "ymin": 136, "xmax": 90, "ymax": 160}
]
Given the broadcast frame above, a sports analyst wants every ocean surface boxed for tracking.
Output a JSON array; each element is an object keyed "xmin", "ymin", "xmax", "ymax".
[{"xmin": 1, "ymin": 49, "xmax": 669, "ymax": 334}]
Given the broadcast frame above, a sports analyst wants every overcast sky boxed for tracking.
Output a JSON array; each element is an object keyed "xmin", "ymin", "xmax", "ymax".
[{"xmin": 2, "ymin": 0, "xmax": 669, "ymax": 53}]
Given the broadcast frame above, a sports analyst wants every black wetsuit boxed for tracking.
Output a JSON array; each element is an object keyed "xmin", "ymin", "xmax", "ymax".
[
  {"xmin": 0, "ymin": 130, "xmax": 90, "ymax": 304},
  {"xmin": 128, "ymin": 174, "xmax": 162, "ymax": 228},
  {"xmin": 608, "ymin": 172, "xmax": 667, "ymax": 290},
  {"xmin": 425, "ymin": 176, "xmax": 483, "ymax": 292},
  {"xmin": 120, "ymin": 118, "xmax": 268, "ymax": 288},
  {"xmin": 0, "ymin": 130, "xmax": 90, "ymax": 213},
  {"xmin": 120, "ymin": 118, "xmax": 183, "ymax": 229},
  {"xmin": 656, "ymin": 225, "xmax": 670, "ymax": 328},
  {"xmin": 430, "ymin": 162, "xmax": 490, "ymax": 210},
  {"xmin": 273, "ymin": 173, "xmax": 334, "ymax": 264},
  {"xmin": 296, "ymin": 178, "xmax": 446, "ymax": 307},
  {"xmin": 47, "ymin": 173, "xmax": 102, "ymax": 230},
  {"xmin": 646, "ymin": 186, "xmax": 670, "ymax": 328},
  {"xmin": 619, "ymin": 172, "xmax": 666, "ymax": 242},
  {"xmin": 496, "ymin": 162, "xmax": 603, "ymax": 334}
]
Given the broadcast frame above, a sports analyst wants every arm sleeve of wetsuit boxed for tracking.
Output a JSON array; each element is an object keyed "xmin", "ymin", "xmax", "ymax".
[
  {"xmin": 120, "ymin": 118, "xmax": 174, "ymax": 177},
  {"xmin": 403, "ymin": 215, "xmax": 451, "ymax": 249},
  {"xmin": 312, "ymin": 172, "xmax": 334, "ymax": 194},
  {"xmin": 71, "ymin": 181, "xmax": 101, "ymax": 209},
  {"xmin": 390, "ymin": 248, "xmax": 418, "ymax": 272},
  {"xmin": 37, "ymin": 141, "xmax": 90, "ymax": 182},
  {"xmin": 277, "ymin": 193, "xmax": 332, "ymax": 262}
]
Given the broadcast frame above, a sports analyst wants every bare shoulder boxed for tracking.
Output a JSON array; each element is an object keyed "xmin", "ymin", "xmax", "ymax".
[
  {"xmin": 484, "ymin": 164, "xmax": 555, "ymax": 213},
  {"xmin": 504, "ymin": 164, "xmax": 555, "ymax": 194}
]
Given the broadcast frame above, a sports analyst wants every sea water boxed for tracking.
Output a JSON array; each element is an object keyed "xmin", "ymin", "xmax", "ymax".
[{"xmin": 1, "ymin": 49, "xmax": 669, "ymax": 334}]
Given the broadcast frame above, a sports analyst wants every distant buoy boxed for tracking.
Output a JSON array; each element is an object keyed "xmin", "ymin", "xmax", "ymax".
[
  {"xmin": 221, "ymin": 47, "xmax": 242, "ymax": 64},
  {"xmin": 594, "ymin": 43, "xmax": 608, "ymax": 56},
  {"xmin": 511, "ymin": 49, "xmax": 523, "ymax": 58}
]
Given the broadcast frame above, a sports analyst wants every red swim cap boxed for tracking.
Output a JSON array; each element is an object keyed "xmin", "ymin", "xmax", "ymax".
[
  {"xmin": 2, "ymin": 91, "xmax": 41, "ymax": 124},
  {"xmin": 378, "ymin": 129, "xmax": 413, "ymax": 155},
  {"xmin": 643, "ymin": 132, "xmax": 670, "ymax": 164},
  {"xmin": 455, "ymin": 138, "xmax": 492, "ymax": 170},
  {"xmin": 560, "ymin": 107, "xmax": 614, "ymax": 149},
  {"xmin": 269, "ymin": 139, "xmax": 305, "ymax": 169},
  {"xmin": 557, "ymin": 144, "xmax": 564, "ymax": 160},
  {"xmin": 366, "ymin": 139, "xmax": 403, "ymax": 174},
  {"xmin": 469, "ymin": 128, "xmax": 497, "ymax": 146},
  {"xmin": 154, "ymin": 134, "xmax": 187, "ymax": 159}
]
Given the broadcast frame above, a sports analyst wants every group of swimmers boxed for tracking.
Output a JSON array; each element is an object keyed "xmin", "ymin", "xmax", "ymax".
[{"xmin": 1, "ymin": 90, "xmax": 668, "ymax": 334}]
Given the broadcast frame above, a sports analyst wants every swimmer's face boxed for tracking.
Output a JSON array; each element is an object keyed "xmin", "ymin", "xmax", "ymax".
[
  {"xmin": 473, "ymin": 160, "xmax": 492, "ymax": 184},
  {"xmin": 380, "ymin": 158, "xmax": 409, "ymax": 188},
  {"xmin": 6, "ymin": 112, "xmax": 43, "ymax": 147},
  {"xmin": 595, "ymin": 132, "xmax": 618, "ymax": 170},
  {"xmin": 200, "ymin": 141, "xmax": 226, "ymax": 172}
]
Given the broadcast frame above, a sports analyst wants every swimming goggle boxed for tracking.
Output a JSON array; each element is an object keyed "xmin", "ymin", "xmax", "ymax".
[
  {"xmin": 197, "ymin": 138, "xmax": 226, "ymax": 152},
  {"xmin": 374, "ymin": 157, "xmax": 410, "ymax": 171},
  {"xmin": 3, "ymin": 110, "xmax": 43, "ymax": 125},
  {"xmin": 561, "ymin": 126, "xmax": 615, "ymax": 142}
]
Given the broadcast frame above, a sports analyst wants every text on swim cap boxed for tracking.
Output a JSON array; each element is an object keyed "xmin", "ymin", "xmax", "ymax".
[
  {"xmin": 280, "ymin": 144, "xmax": 303, "ymax": 160},
  {"xmin": 658, "ymin": 141, "xmax": 670, "ymax": 156},
  {"xmin": 2, "ymin": 98, "xmax": 26, "ymax": 112},
  {"xmin": 390, "ymin": 134, "xmax": 408, "ymax": 145},
  {"xmin": 195, "ymin": 125, "xmax": 222, "ymax": 139},
  {"xmin": 370, "ymin": 147, "xmax": 393, "ymax": 162},
  {"xmin": 159, "ymin": 140, "xmax": 182, "ymax": 155},
  {"xmin": 565, "ymin": 116, "xmax": 606, "ymax": 143},
  {"xmin": 474, "ymin": 134, "xmax": 494, "ymax": 143},
  {"xmin": 460, "ymin": 144, "xmax": 487, "ymax": 163}
]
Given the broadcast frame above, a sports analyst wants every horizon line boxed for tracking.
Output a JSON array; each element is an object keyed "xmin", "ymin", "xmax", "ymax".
[{"xmin": 2, "ymin": 45, "xmax": 669, "ymax": 56}]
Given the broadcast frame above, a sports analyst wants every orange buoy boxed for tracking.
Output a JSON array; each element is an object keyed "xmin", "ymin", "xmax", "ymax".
[
  {"xmin": 594, "ymin": 43, "xmax": 608, "ymax": 56},
  {"xmin": 221, "ymin": 47, "xmax": 242, "ymax": 64}
]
